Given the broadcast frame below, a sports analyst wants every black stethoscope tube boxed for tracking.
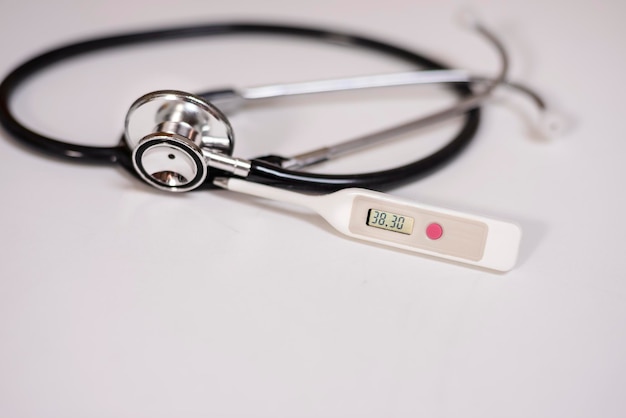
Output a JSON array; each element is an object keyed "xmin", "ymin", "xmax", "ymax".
[{"xmin": 0, "ymin": 22, "xmax": 480, "ymax": 192}]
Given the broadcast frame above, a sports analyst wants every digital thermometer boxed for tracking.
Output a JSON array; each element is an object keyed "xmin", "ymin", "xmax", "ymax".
[{"xmin": 215, "ymin": 178, "xmax": 522, "ymax": 272}]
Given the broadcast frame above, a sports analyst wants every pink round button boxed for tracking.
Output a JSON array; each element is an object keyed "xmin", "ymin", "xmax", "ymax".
[{"xmin": 426, "ymin": 223, "xmax": 443, "ymax": 240}]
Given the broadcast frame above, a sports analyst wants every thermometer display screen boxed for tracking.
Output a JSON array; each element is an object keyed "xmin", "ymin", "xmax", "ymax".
[{"xmin": 366, "ymin": 209, "xmax": 414, "ymax": 235}]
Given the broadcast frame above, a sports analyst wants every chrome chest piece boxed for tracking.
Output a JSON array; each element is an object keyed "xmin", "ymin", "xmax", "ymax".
[{"xmin": 125, "ymin": 90, "xmax": 250, "ymax": 192}]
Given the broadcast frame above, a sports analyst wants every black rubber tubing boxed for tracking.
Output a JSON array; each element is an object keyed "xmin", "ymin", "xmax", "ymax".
[{"xmin": 0, "ymin": 22, "xmax": 480, "ymax": 192}]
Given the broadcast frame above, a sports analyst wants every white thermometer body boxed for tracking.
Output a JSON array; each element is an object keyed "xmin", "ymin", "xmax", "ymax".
[{"xmin": 216, "ymin": 178, "xmax": 521, "ymax": 272}]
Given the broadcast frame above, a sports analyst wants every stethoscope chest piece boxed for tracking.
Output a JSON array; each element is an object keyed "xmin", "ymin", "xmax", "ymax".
[{"xmin": 125, "ymin": 90, "xmax": 236, "ymax": 192}]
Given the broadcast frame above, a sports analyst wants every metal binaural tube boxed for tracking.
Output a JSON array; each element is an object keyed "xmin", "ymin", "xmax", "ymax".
[
  {"xmin": 283, "ymin": 21, "xmax": 510, "ymax": 168},
  {"xmin": 198, "ymin": 20, "xmax": 555, "ymax": 171}
]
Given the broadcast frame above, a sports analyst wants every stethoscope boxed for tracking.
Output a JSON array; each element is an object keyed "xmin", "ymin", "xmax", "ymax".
[{"xmin": 0, "ymin": 18, "xmax": 560, "ymax": 271}]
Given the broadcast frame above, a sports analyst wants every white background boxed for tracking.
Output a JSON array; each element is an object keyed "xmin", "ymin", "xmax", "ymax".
[{"xmin": 1, "ymin": 0, "xmax": 625, "ymax": 417}]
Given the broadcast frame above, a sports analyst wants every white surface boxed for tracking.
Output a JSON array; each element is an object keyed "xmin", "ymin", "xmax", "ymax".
[{"xmin": 1, "ymin": 1, "xmax": 625, "ymax": 417}]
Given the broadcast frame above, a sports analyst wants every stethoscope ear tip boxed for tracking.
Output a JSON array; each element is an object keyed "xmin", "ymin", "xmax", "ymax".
[
  {"xmin": 534, "ymin": 110, "xmax": 569, "ymax": 140},
  {"xmin": 455, "ymin": 8, "xmax": 483, "ymax": 30}
]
